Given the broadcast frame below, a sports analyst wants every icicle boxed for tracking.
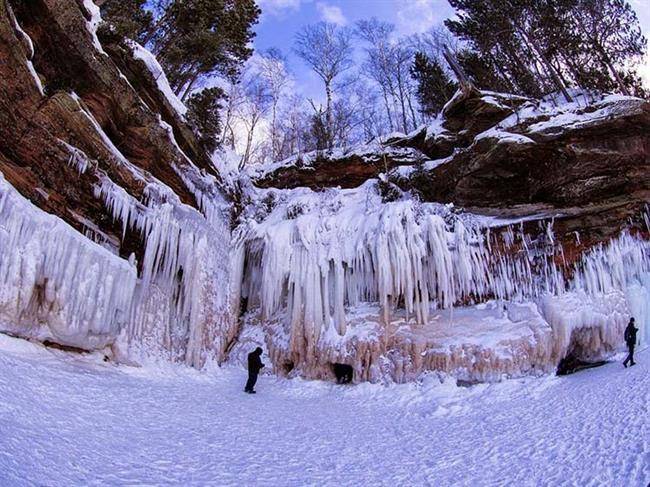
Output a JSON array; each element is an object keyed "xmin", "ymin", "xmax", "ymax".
[
  {"xmin": 0, "ymin": 172, "xmax": 136, "ymax": 349},
  {"xmin": 238, "ymin": 182, "xmax": 650, "ymax": 363}
]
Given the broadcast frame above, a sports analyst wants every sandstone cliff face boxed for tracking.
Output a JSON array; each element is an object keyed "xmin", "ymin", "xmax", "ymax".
[{"xmin": 0, "ymin": 0, "xmax": 235, "ymax": 366}]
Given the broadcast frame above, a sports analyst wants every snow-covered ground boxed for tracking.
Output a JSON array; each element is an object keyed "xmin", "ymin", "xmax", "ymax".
[{"xmin": 0, "ymin": 334, "xmax": 647, "ymax": 486}]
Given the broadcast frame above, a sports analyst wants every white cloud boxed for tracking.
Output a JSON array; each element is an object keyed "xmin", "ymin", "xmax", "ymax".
[
  {"xmin": 396, "ymin": 0, "xmax": 444, "ymax": 36},
  {"xmin": 316, "ymin": 2, "xmax": 347, "ymax": 26},
  {"xmin": 258, "ymin": 0, "xmax": 302, "ymax": 17}
]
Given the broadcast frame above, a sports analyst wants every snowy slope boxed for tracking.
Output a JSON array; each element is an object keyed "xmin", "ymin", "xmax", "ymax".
[{"xmin": 0, "ymin": 334, "xmax": 647, "ymax": 486}]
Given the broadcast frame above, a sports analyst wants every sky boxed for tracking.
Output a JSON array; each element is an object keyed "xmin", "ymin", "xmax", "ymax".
[{"xmin": 254, "ymin": 0, "xmax": 650, "ymax": 102}]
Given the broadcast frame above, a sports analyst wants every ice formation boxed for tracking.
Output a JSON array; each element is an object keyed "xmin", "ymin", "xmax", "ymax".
[
  {"xmin": 234, "ymin": 182, "xmax": 650, "ymax": 381},
  {"xmin": 0, "ymin": 68, "xmax": 233, "ymax": 365},
  {"xmin": 0, "ymin": 147, "xmax": 234, "ymax": 364},
  {"xmin": 0, "ymin": 173, "xmax": 136, "ymax": 348},
  {"xmin": 90, "ymin": 161, "xmax": 233, "ymax": 366},
  {"xmin": 1, "ymin": 3, "xmax": 646, "ymax": 385}
]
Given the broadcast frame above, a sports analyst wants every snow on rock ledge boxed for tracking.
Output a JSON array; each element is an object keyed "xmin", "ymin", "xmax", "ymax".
[{"xmin": 127, "ymin": 40, "xmax": 187, "ymax": 117}]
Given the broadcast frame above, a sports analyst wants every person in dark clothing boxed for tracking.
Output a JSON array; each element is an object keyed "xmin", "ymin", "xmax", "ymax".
[
  {"xmin": 244, "ymin": 347, "xmax": 264, "ymax": 393},
  {"xmin": 623, "ymin": 318, "xmax": 638, "ymax": 368}
]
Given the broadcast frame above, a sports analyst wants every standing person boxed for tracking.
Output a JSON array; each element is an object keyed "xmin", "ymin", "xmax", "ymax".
[
  {"xmin": 623, "ymin": 318, "xmax": 638, "ymax": 368},
  {"xmin": 244, "ymin": 347, "xmax": 265, "ymax": 393}
]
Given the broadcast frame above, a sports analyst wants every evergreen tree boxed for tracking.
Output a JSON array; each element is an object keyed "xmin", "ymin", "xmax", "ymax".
[
  {"xmin": 410, "ymin": 52, "xmax": 457, "ymax": 117},
  {"xmin": 186, "ymin": 87, "xmax": 225, "ymax": 154},
  {"xmin": 457, "ymin": 50, "xmax": 512, "ymax": 93},
  {"xmin": 98, "ymin": 0, "xmax": 152, "ymax": 44},
  {"xmin": 100, "ymin": 0, "xmax": 260, "ymax": 100},
  {"xmin": 309, "ymin": 109, "xmax": 329, "ymax": 152},
  {"xmin": 445, "ymin": 0, "xmax": 647, "ymax": 99},
  {"xmin": 571, "ymin": 0, "xmax": 647, "ymax": 96}
]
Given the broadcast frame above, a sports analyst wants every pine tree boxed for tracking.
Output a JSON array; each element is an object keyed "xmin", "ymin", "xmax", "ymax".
[
  {"xmin": 186, "ymin": 87, "xmax": 225, "ymax": 154},
  {"xmin": 445, "ymin": 0, "xmax": 647, "ymax": 99},
  {"xmin": 100, "ymin": 0, "xmax": 260, "ymax": 101},
  {"xmin": 457, "ymin": 50, "xmax": 512, "ymax": 93},
  {"xmin": 410, "ymin": 52, "xmax": 458, "ymax": 117},
  {"xmin": 98, "ymin": 0, "xmax": 153, "ymax": 44},
  {"xmin": 571, "ymin": 0, "xmax": 647, "ymax": 96}
]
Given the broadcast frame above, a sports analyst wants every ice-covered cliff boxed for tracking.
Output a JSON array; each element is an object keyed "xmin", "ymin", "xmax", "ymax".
[
  {"xmin": 0, "ymin": 0, "xmax": 648, "ymax": 384},
  {"xmin": 235, "ymin": 88, "xmax": 650, "ymax": 383},
  {"xmin": 0, "ymin": 0, "xmax": 235, "ymax": 367},
  {"xmin": 232, "ymin": 178, "xmax": 649, "ymax": 382}
]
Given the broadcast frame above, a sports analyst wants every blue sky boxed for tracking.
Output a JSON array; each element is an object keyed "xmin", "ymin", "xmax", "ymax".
[{"xmin": 254, "ymin": 0, "xmax": 650, "ymax": 101}]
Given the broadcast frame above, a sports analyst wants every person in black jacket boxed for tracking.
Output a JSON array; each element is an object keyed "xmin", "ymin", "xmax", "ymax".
[
  {"xmin": 623, "ymin": 318, "xmax": 638, "ymax": 368},
  {"xmin": 244, "ymin": 347, "xmax": 265, "ymax": 393}
]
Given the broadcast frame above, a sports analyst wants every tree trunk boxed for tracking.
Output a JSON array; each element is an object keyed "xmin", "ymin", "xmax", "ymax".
[
  {"xmin": 381, "ymin": 86, "xmax": 394, "ymax": 132},
  {"xmin": 488, "ymin": 50, "xmax": 517, "ymax": 93},
  {"xmin": 180, "ymin": 70, "xmax": 200, "ymax": 101},
  {"xmin": 325, "ymin": 80, "xmax": 333, "ymax": 149},
  {"xmin": 442, "ymin": 45, "xmax": 474, "ymax": 95},
  {"xmin": 517, "ymin": 26, "xmax": 572, "ymax": 102},
  {"xmin": 575, "ymin": 19, "xmax": 631, "ymax": 96},
  {"xmin": 406, "ymin": 90, "xmax": 418, "ymax": 129},
  {"xmin": 395, "ymin": 69, "xmax": 409, "ymax": 133},
  {"xmin": 597, "ymin": 45, "xmax": 630, "ymax": 96},
  {"xmin": 271, "ymin": 99, "xmax": 279, "ymax": 160}
]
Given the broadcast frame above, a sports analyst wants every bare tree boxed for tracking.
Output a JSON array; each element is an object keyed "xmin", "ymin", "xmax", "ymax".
[
  {"xmin": 257, "ymin": 48, "xmax": 291, "ymax": 161},
  {"xmin": 356, "ymin": 19, "xmax": 398, "ymax": 133},
  {"xmin": 356, "ymin": 19, "xmax": 419, "ymax": 134},
  {"xmin": 277, "ymin": 94, "xmax": 312, "ymax": 158},
  {"xmin": 294, "ymin": 22, "xmax": 354, "ymax": 149},
  {"xmin": 409, "ymin": 24, "xmax": 462, "ymax": 64},
  {"xmin": 220, "ymin": 78, "xmax": 245, "ymax": 151},
  {"xmin": 236, "ymin": 72, "xmax": 272, "ymax": 168}
]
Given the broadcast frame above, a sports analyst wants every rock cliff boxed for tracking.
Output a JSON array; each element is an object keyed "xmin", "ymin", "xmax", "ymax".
[{"xmin": 0, "ymin": 0, "xmax": 235, "ymax": 367}]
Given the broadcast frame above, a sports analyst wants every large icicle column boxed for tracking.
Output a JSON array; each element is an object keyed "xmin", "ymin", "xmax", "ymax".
[{"xmin": 234, "ymin": 183, "xmax": 650, "ymax": 382}]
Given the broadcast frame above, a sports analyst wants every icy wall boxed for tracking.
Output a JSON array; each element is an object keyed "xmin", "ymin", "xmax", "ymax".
[
  {"xmin": 1, "ymin": 0, "xmax": 648, "ymax": 384},
  {"xmin": 234, "ymin": 183, "xmax": 650, "ymax": 382},
  {"xmin": 0, "ymin": 174, "xmax": 136, "ymax": 349},
  {"xmin": 0, "ymin": 164, "xmax": 235, "ymax": 366}
]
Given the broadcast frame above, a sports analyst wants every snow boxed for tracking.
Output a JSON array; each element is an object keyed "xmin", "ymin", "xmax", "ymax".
[
  {"xmin": 475, "ymin": 127, "xmax": 536, "ymax": 145},
  {"xmin": 526, "ymin": 94, "xmax": 644, "ymax": 134},
  {"xmin": 0, "ymin": 333, "xmax": 647, "ymax": 485},
  {"xmin": 127, "ymin": 40, "xmax": 188, "ymax": 117},
  {"xmin": 7, "ymin": 2, "xmax": 44, "ymax": 96},
  {"xmin": 422, "ymin": 155, "xmax": 453, "ymax": 171},
  {"xmin": 476, "ymin": 91, "xmax": 644, "ymax": 140},
  {"xmin": 248, "ymin": 141, "xmax": 425, "ymax": 181},
  {"xmin": 82, "ymin": 0, "xmax": 106, "ymax": 55}
]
